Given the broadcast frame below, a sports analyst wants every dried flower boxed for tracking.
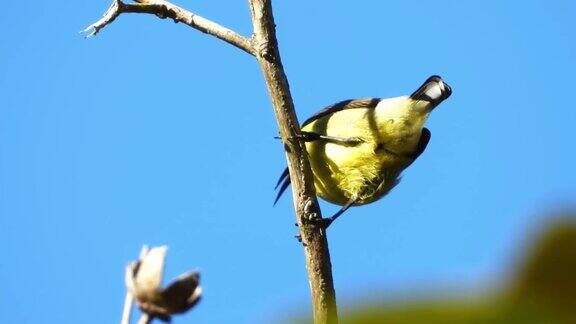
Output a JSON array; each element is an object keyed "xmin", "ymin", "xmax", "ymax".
[{"xmin": 126, "ymin": 246, "xmax": 202, "ymax": 322}]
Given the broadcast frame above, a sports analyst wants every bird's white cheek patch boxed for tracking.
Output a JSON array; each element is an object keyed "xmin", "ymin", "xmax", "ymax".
[{"xmin": 425, "ymin": 84, "xmax": 442, "ymax": 101}]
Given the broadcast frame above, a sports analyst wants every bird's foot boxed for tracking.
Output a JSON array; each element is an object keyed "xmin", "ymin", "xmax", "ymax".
[
  {"xmin": 312, "ymin": 217, "xmax": 334, "ymax": 229},
  {"xmin": 301, "ymin": 217, "xmax": 334, "ymax": 229},
  {"xmin": 294, "ymin": 234, "xmax": 307, "ymax": 246}
]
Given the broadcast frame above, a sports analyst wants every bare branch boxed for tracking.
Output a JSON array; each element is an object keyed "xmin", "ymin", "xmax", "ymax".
[
  {"xmin": 248, "ymin": 1, "xmax": 338, "ymax": 323},
  {"xmin": 82, "ymin": 0, "xmax": 254, "ymax": 55}
]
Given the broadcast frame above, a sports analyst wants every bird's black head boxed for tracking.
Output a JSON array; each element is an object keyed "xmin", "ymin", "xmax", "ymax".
[{"xmin": 410, "ymin": 75, "xmax": 452, "ymax": 109}]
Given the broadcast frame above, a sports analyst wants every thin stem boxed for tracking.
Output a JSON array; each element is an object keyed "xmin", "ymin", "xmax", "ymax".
[
  {"xmin": 121, "ymin": 246, "xmax": 151, "ymax": 324},
  {"xmin": 137, "ymin": 314, "xmax": 151, "ymax": 324},
  {"xmin": 121, "ymin": 292, "xmax": 134, "ymax": 324}
]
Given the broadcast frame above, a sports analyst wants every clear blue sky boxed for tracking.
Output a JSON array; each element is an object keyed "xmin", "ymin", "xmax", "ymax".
[{"xmin": 1, "ymin": 1, "xmax": 575, "ymax": 323}]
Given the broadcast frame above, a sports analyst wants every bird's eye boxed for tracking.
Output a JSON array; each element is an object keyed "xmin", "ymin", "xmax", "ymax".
[{"xmin": 424, "ymin": 85, "xmax": 442, "ymax": 101}]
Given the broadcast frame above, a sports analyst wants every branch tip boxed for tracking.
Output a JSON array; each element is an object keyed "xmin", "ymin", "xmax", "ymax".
[{"xmin": 82, "ymin": 0, "xmax": 123, "ymax": 37}]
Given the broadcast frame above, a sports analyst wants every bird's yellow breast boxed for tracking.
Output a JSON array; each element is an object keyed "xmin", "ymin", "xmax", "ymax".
[{"xmin": 303, "ymin": 97, "xmax": 429, "ymax": 206}]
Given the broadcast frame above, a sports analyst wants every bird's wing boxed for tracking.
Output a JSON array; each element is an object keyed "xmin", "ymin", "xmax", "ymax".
[
  {"xmin": 301, "ymin": 98, "xmax": 381, "ymax": 127},
  {"xmin": 410, "ymin": 127, "xmax": 431, "ymax": 162},
  {"xmin": 274, "ymin": 98, "xmax": 381, "ymax": 205}
]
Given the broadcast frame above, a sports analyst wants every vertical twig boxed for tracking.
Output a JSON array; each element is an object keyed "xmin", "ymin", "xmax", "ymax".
[
  {"xmin": 248, "ymin": 1, "xmax": 338, "ymax": 323},
  {"xmin": 121, "ymin": 290, "xmax": 134, "ymax": 324}
]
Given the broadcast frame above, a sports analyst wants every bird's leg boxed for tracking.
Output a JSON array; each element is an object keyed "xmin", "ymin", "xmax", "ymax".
[
  {"xmin": 298, "ymin": 131, "xmax": 363, "ymax": 146},
  {"xmin": 311, "ymin": 196, "xmax": 357, "ymax": 229}
]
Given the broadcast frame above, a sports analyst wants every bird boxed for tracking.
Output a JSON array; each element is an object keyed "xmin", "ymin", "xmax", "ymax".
[{"xmin": 274, "ymin": 75, "xmax": 452, "ymax": 228}]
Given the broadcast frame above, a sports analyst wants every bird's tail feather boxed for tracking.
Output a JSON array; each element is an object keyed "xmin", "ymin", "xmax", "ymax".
[{"xmin": 273, "ymin": 167, "xmax": 291, "ymax": 206}]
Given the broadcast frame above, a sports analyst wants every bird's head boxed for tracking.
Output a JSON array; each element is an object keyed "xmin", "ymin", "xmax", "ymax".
[{"xmin": 410, "ymin": 75, "xmax": 452, "ymax": 111}]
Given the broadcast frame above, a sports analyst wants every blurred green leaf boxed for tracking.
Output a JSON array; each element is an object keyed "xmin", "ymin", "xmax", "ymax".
[{"xmin": 323, "ymin": 213, "xmax": 576, "ymax": 324}]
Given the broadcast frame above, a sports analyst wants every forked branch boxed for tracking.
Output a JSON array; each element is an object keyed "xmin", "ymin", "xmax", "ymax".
[{"xmin": 85, "ymin": 1, "xmax": 337, "ymax": 323}]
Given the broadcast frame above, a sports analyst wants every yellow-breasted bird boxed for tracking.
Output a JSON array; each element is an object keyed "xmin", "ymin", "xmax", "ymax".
[{"xmin": 274, "ymin": 75, "xmax": 452, "ymax": 228}]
